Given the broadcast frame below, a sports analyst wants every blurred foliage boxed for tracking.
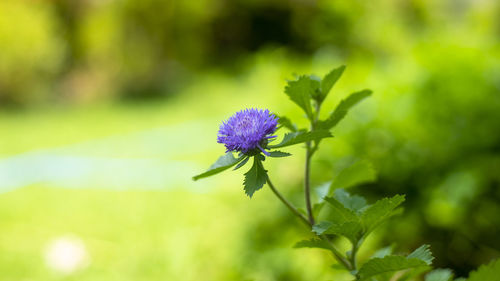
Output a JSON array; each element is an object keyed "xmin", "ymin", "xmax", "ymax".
[
  {"xmin": 0, "ymin": 0, "xmax": 499, "ymax": 280},
  {"xmin": 3, "ymin": 0, "xmax": 496, "ymax": 106}
]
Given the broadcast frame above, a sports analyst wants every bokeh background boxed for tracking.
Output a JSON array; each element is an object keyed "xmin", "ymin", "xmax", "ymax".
[{"xmin": 1, "ymin": 0, "xmax": 500, "ymax": 280}]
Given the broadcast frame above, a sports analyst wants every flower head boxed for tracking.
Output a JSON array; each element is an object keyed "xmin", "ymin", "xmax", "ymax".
[{"xmin": 217, "ymin": 108, "xmax": 278, "ymax": 156}]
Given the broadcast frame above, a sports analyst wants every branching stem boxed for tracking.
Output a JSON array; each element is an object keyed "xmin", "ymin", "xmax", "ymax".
[
  {"xmin": 266, "ymin": 174, "xmax": 352, "ymax": 271},
  {"xmin": 265, "ymin": 97, "xmax": 358, "ymax": 276},
  {"xmin": 266, "ymin": 176, "xmax": 310, "ymax": 226}
]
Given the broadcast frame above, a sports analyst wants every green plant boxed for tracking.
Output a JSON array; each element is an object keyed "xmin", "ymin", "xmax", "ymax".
[{"xmin": 193, "ymin": 66, "xmax": 499, "ymax": 281}]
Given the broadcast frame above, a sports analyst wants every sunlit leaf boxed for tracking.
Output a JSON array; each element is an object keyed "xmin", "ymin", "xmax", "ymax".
[
  {"xmin": 372, "ymin": 245, "xmax": 394, "ymax": 258},
  {"xmin": 285, "ymin": 76, "xmax": 315, "ymax": 119},
  {"xmin": 268, "ymin": 130, "xmax": 332, "ymax": 149},
  {"xmin": 408, "ymin": 245, "xmax": 434, "ymax": 265},
  {"xmin": 312, "ymin": 220, "xmax": 362, "ymax": 244},
  {"xmin": 320, "ymin": 65, "xmax": 346, "ymax": 102},
  {"xmin": 323, "ymin": 196, "xmax": 359, "ymax": 223},
  {"xmin": 193, "ymin": 153, "xmax": 244, "ymax": 180},
  {"xmin": 293, "ymin": 238, "xmax": 330, "ymax": 250},
  {"xmin": 358, "ymin": 255, "xmax": 429, "ymax": 280},
  {"xmin": 467, "ymin": 258, "xmax": 500, "ymax": 281},
  {"xmin": 425, "ymin": 269, "xmax": 453, "ymax": 281},
  {"xmin": 317, "ymin": 89, "xmax": 372, "ymax": 130},
  {"xmin": 333, "ymin": 189, "xmax": 367, "ymax": 213},
  {"xmin": 361, "ymin": 194, "xmax": 405, "ymax": 233}
]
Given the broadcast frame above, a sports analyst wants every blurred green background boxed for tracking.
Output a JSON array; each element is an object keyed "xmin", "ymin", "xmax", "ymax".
[{"xmin": 1, "ymin": 0, "xmax": 499, "ymax": 280}]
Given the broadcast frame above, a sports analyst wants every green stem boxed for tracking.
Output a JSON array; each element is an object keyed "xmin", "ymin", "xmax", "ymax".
[
  {"xmin": 266, "ymin": 176, "xmax": 310, "ymax": 226},
  {"xmin": 321, "ymin": 235, "xmax": 353, "ymax": 270},
  {"xmin": 265, "ymin": 175, "xmax": 352, "ymax": 271},
  {"xmin": 304, "ymin": 101, "xmax": 321, "ymax": 226},
  {"xmin": 349, "ymin": 237, "xmax": 364, "ymax": 280},
  {"xmin": 304, "ymin": 148, "xmax": 315, "ymax": 225}
]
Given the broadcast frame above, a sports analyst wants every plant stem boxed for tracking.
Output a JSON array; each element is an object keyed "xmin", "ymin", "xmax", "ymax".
[
  {"xmin": 350, "ymin": 240, "xmax": 360, "ymax": 277},
  {"xmin": 304, "ymin": 148, "xmax": 315, "ymax": 225},
  {"xmin": 265, "ymin": 175, "xmax": 352, "ymax": 271},
  {"xmin": 320, "ymin": 235, "xmax": 352, "ymax": 270},
  {"xmin": 266, "ymin": 176, "xmax": 310, "ymax": 226},
  {"xmin": 303, "ymin": 101, "xmax": 322, "ymax": 225}
]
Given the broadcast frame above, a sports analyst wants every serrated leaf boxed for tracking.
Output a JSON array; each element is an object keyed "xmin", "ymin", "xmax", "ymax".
[
  {"xmin": 293, "ymin": 238, "xmax": 330, "ymax": 250},
  {"xmin": 285, "ymin": 76, "xmax": 315, "ymax": 119},
  {"xmin": 268, "ymin": 151, "xmax": 292, "ymax": 158},
  {"xmin": 193, "ymin": 153, "xmax": 244, "ymax": 180},
  {"xmin": 358, "ymin": 255, "xmax": 429, "ymax": 280},
  {"xmin": 425, "ymin": 269, "xmax": 453, "ymax": 281},
  {"xmin": 312, "ymin": 221, "xmax": 333, "ymax": 235},
  {"xmin": 313, "ymin": 202, "xmax": 325, "ymax": 218},
  {"xmin": 361, "ymin": 194, "xmax": 405, "ymax": 233},
  {"xmin": 309, "ymin": 75, "xmax": 322, "ymax": 101},
  {"xmin": 233, "ymin": 156, "xmax": 250, "ymax": 170},
  {"xmin": 268, "ymin": 130, "xmax": 333, "ymax": 149},
  {"xmin": 243, "ymin": 156, "xmax": 268, "ymax": 198},
  {"xmin": 467, "ymin": 258, "xmax": 500, "ymax": 281},
  {"xmin": 398, "ymin": 264, "xmax": 433, "ymax": 281},
  {"xmin": 312, "ymin": 220, "xmax": 362, "ymax": 244},
  {"xmin": 333, "ymin": 189, "xmax": 367, "ymax": 213},
  {"xmin": 317, "ymin": 89, "xmax": 372, "ymax": 130},
  {"xmin": 320, "ymin": 65, "xmax": 346, "ymax": 102},
  {"xmin": 323, "ymin": 196, "xmax": 359, "ymax": 224},
  {"xmin": 329, "ymin": 160, "xmax": 377, "ymax": 193},
  {"xmin": 408, "ymin": 245, "xmax": 434, "ymax": 265},
  {"xmin": 277, "ymin": 116, "xmax": 298, "ymax": 132},
  {"xmin": 372, "ymin": 245, "xmax": 394, "ymax": 258}
]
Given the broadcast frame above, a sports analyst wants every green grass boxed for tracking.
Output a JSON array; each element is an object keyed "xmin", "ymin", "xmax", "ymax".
[{"xmin": 0, "ymin": 185, "xmax": 341, "ymax": 281}]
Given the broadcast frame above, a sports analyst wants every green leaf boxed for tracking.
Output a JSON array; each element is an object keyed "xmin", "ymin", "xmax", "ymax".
[
  {"xmin": 361, "ymin": 194, "xmax": 405, "ymax": 233},
  {"xmin": 312, "ymin": 220, "xmax": 362, "ymax": 244},
  {"xmin": 467, "ymin": 259, "xmax": 500, "ymax": 281},
  {"xmin": 317, "ymin": 89, "xmax": 372, "ymax": 130},
  {"xmin": 268, "ymin": 130, "xmax": 333, "ymax": 149},
  {"xmin": 372, "ymin": 245, "xmax": 394, "ymax": 258},
  {"xmin": 320, "ymin": 65, "xmax": 346, "ymax": 102},
  {"xmin": 284, "ymin": 76, "xmax": 315, "ymax": 119},
  {"xmin": 398, "ymin": 267, "xmax": 434, "ymax": 281},
  {"xmin": 277, "ymin": 116, "xmax": 298, "ymax": 132},
  {"xmin": 408, "ymin": 245, "xmax": 434, "ymax": 265},
  {"xmin": 329, "ymin": 160, "xmax": 377, "ymax": 193},
  {"xmin": 425, "ymin": 269, "xmax": 453, "ymax": 281},
  {"xmin": 323, "ymin": 196, "xmax": 359, "ymax": 224},
  {"xmin": 243, "ymin": 156, "xmax": 268, "ymax": 198},
  {"xmin": 313, "ymin": 202, "xmax": 325, "ymax": 218},
  {"xmin": 233, "ymin": 156, "xmax": 250, "ymax": 170},
  {"xmin": 193, "ymin": 153, "xmax": 244, "ymax": 180},
  {"xmin": 309, "ymin": 75, "xmax": 322, "ymax": 101},
  {"xmin": 293, "ymin": 238, "xmax": 330, "ymax": 250},
  {"xmin": 358, "ymin": 255, "xmax": 429, "ymax": 280},
  {"xmin": 396, "ymin": 246, "xmax": 434, "ymax": 281},
  {"xmin": 333, "ymin": 189, "xmax": 367, "ymax": 213},
  {"xmin": 311, "ymin": 221, "xmax": 332, "ymax": 234},
  {"xmin": 268, "ymin": 151, "xmax": 292, "ymax": 158}
]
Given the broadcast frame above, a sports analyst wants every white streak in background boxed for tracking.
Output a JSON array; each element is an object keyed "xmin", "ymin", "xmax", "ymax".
[
  {"xmin": 44, "ymin": 235, "xmax": 90, "ymax": 274},
  {"xmin": 0, "ymin": 121, "xmax": 218, "ymax": 192}
]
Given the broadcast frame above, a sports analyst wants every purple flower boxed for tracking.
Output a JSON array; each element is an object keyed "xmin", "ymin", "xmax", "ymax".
[{"xmin": 217, "ymin": 108, "xmax": 279, "ymax": 156}]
